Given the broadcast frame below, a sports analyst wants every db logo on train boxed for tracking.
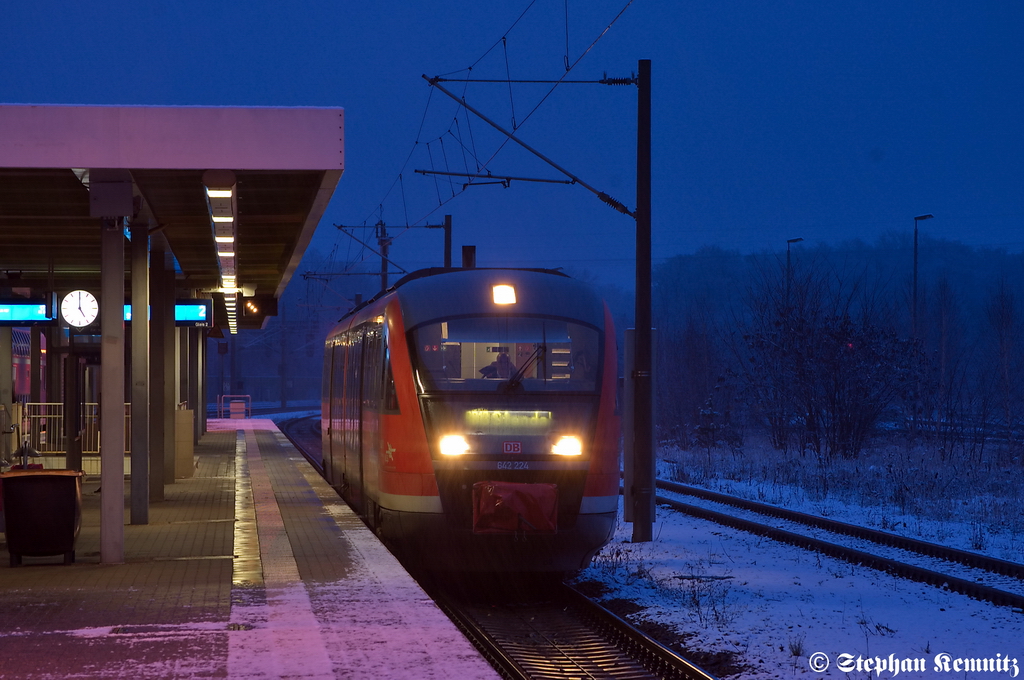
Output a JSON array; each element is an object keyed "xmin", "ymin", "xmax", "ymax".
[{"xmin": 503, "ymin": 441, "xmax": 522, "ymax": 454}]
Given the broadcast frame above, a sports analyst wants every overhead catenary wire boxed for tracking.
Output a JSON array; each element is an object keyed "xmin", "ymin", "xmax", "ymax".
[
  {"xmin": 422, "ymin": 75, "xmax": 634, "ymax": 217},
  {"xmin": 502, "ymin": 37, "xmax": 517, "ymax": 130},
  {"xmin": 383, "ymin": 0, "xmax": 634, "ymax": 226},
  {"xmin": 328, "ymin": 0, "xmax": 636, "ymax": 274},
  {"xmin": 404, "ymin": 0, "xmax": 637, "ymax": 228},
  {"xmin": 470, "ymin": 0, "xmax": 636, "ymax": 174},
  {"xmin": 564, "ymin": 0, "xmax": 571, "ymax": 71}
]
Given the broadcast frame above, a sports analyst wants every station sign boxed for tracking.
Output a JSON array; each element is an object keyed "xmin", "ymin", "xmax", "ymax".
[
  {"xmin": 123, "ymin": 300, "xmax": 213, "ymax": 327},
  {"xmin": 0, "ymin": 299, "xmax": 213, "ymax": 327}
]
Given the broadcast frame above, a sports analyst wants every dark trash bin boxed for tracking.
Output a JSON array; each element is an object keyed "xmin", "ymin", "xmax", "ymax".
[{"xmin": 0, "ymin": 469, "xmax": 83, "ymax": 566}]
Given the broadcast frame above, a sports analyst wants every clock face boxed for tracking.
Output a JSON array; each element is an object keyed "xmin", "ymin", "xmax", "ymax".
[{"xmin": 61, "ymin": 290, "xmax": 99, "ymax": 328}]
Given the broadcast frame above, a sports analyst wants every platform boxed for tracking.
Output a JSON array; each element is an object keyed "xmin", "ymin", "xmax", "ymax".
[{"xmin": 0, "ymin": 419, "xmax": 498, "ymax": 679}]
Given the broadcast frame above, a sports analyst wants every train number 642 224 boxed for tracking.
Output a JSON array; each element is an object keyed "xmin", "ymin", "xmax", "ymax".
[{"xmin": 497, "ymin": 460, "xmax": 530, "ymax": 470}]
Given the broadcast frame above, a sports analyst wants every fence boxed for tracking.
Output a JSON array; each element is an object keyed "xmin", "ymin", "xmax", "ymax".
[
  {"xmin": 216, "ymin": 394, "xmax": 252, "ymax": 419},
  {"xmin": 22, "ymin": 402, "xmax": 131, "ymax": 455}
]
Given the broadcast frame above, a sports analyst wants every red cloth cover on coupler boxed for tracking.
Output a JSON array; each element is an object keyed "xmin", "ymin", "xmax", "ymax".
[{"xmin": 472, "ymin": 481, "xmax": 558, "ymax": 534}]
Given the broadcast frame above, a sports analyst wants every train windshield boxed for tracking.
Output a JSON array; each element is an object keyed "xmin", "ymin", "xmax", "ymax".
[{"xmin": 410, "ymin": 316, "xmax": 601, "ymax": 393}]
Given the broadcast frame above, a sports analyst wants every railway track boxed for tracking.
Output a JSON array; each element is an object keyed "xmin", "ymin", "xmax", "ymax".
[
  {"xmin": 278, "ymin": 416, "xmax": 716, "ymax": 679},
  {"xmin": 421, "ymin": 575, "xmax": 716, "ymax": 680},
  {"xmin": 655, "ymin": 479, "xmax": 1024, "ymax": 611},
  {"xmin": 275, "ymin": 414, "xmax": 323, "ymax": 468}
]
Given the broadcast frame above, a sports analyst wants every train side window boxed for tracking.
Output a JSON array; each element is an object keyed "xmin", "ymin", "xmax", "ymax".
[
  {"xmin": 382, "ymin": 350, "xmax": 399, "ymax": 413},
  {"xmin": 362, "ymin": 323, "xmax": 384, "ymax": 409}
]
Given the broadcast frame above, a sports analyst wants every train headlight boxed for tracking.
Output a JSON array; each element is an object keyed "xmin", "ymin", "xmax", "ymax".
[
  {"xmin": 551, "ymin": 435, "xmax": 582, "ymax": 456},
  {"xmin": 440, "ymin": 434, "xmax": 470, "ymax": 456},
  {"xmin": 492, "ymin": 284, "xmax": 516, "ymax": 305}
]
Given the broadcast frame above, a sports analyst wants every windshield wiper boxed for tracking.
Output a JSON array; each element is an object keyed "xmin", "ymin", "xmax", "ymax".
[{"xmin": 499, "ymin": 345, "xmax": 545, "ymax": 393}]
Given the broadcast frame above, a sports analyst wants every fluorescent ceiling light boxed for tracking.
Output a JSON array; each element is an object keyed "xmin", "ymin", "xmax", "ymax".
[{"xmin": 206, "ymin": 188, "xmax": 233, "ymax": 198}]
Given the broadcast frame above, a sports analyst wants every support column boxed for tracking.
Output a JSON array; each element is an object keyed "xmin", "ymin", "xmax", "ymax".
[
  {"xmin": 279, "ymin": 308, "xmax": 287, "ymax": 409},
  {"xmin": 149, "ymin": 248, "xmax": 167, "ymax": 500},
  {"xmin": 64, "ymin": 339, "xmax": 81, "ymax": 472},
  {"xmin": 178, "ymin": 327, "xmax": 189, "ymax": 408},
  {"xmin": 0, "ymin": 328, "xmax": 12, "ymax": 459},
  {"xmin": 130, "ymin": 220, "xmax": 150, "ymax": 524},
  {"xmin": 46, "ymin": 328, "xmax": 63, "ymax": 407},
  {"xmin": 230, "ymin": 334, "xmax": 238, "ymax": 396},
  {"xmin": 188, "ymin": 328, "xmax": 200, "ymax": 443},
  {"xmin": 198, "ymin": 330, "xmax": 207, "ymax": 435},
  {"xmin": 162, "ymin": 261, "xmax": 176, "ymax": 483},
  {"xmin": 100, "ymin": 219, "xmax": 125, "ymax": 564},
  {"xmin": 30, "ymin": 327, "xmax": 42, "ymax": 403}
]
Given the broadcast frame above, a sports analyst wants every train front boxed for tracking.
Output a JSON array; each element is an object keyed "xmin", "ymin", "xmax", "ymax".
[{"xmin": 392, "ymin": 269, "xmax": 620, "ymax": 572}]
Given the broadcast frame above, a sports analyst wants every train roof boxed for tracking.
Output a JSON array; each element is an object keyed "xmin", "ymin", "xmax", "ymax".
[{"xmin": 339, "ymin": 267, "xmax": 606, "ymax": 331}]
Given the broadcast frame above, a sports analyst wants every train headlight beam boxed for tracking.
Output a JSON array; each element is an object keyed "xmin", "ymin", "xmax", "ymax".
[
  {"xmin": 551, "ymin": 435, "xmax": 582, "ymax": 456},
  {"xmin": 439, "ymin": 434, "xmax": 470, "ymax": 456}
]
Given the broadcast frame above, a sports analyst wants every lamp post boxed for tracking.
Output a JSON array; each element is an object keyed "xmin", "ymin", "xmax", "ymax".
[
  {"xmin": 786, "ymin": 237, "xmax": 803, "ymax": 307},
  {"xmin": 912, "ymin": 214, "xmax": 934, "ymax": 340},
  {"xmin": 911, "ymin": 213, "xmax": 933, "ymax": 437}
]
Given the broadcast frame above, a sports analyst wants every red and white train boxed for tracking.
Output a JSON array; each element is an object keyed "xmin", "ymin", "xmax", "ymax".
[{"xmin": 320, "ymin": 267, "xmax": 620, "ymax": 572}]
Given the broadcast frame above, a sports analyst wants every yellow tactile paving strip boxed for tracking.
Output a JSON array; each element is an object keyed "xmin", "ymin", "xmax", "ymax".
[{"xmin": 227, "ymin": 428, "xmax": 335, "ymax": 678}]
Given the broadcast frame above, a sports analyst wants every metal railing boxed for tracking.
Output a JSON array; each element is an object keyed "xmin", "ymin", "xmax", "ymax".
[
  {"xmin": 217, "ymin": 394, "xmax": 252, "ymax": 419},
  {"xmin": 23, "ymin": 402, "xmax": 132, "ymax": 455}
]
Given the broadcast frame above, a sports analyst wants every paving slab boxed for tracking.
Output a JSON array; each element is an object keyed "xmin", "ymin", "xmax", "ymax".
[{"xmin": 0, "ymin": 419, "xmax": 498, "ymax": 679}]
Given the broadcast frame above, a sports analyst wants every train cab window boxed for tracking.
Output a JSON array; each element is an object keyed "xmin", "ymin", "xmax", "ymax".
[{"xmin": 410, "ymin": 316, "xmax": 600, "ymax": 393}]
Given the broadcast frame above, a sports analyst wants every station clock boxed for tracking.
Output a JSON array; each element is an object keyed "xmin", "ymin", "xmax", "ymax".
[{"xmin": 61, "ymin": 290, "xmax": 99, "ymax": 328}]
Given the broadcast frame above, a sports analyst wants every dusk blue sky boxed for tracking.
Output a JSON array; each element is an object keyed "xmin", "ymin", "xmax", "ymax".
[{"xmin": 2, "ymin": 1, "xmax": 1022, "ymax": 297}]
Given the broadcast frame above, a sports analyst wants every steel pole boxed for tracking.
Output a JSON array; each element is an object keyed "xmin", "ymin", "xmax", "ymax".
[
  {"xmin": 913, "ymin": 222, "xmax": 918, "ymax": 340},
  {"xmin": 632, "ymin": 59, "xmax": 654, "ymax": 542},
  {"xmin": 444, "ymin": 214, "xmax": 452, "ymax": 268}
]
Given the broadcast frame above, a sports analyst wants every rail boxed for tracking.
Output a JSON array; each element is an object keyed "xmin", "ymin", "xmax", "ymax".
[
  {"xmin": 423, "ymin": 576, "xmax": 716, "ymax": 680},
  {"xmin": 654, "ymin": 482, "xmax": 1024, "ymax": 610}
]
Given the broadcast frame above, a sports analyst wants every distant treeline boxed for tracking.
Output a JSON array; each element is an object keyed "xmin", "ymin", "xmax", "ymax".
[{"xmin": 652, "ymin": 234, "xmax": 1024, "ymax": 461}]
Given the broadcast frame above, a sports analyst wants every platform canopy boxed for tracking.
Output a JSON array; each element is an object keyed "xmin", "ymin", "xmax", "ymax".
[{"xmin": 0, "ymin": 104, "xmax": 344, "ymax": 330}]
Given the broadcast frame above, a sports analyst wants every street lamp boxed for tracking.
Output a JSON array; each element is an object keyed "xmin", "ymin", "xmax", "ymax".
[
  {"xmin": 786, "ymin": 238, "xmax": 803, "ymax": 307},
  {"xmin": 912, "ymin": 214, "xmax": 934, "ymax": 339},
  {"xmin": 910, "ymin": 214, "xmax": 933, "ymax": 438}
]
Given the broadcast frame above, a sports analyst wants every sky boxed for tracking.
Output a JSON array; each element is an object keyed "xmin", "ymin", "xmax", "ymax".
[{"xmin": 2, "ymin": 0, "xmax": 1022, "ymax": 296}]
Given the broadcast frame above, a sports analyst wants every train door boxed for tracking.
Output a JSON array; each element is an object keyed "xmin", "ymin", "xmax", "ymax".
[
  {"xmin": 319, "ymin": 339, "xmax": 330, "ymax": 474},
  {"xmin": 361, "ymin": 321, "xmax": 383, "ymax": 510},
  {"xmin": 325, "ymin": 338, "xmax": 343, "ymax": 486},
  {"xmin": 344, "ymin": 328, "xmax": 365, "ymax": 511}
]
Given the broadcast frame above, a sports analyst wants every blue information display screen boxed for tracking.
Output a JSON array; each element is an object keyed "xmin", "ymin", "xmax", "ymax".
[
  {"xmin": 0, "ymin": 303, "xmax": 52, "ymax": 324},
  {"xmin": 0, "ymin": 299, "xmax": 214, "ymax": 326},
  {"xmin": 174, "ymin": 302, "xmax": 211, "ymax": 325},
  {"xmin": 123, "ymin": 300, "xmax": 213, "ymax": 327}
]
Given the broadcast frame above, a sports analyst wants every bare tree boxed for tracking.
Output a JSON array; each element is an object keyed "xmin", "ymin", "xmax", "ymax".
[
  {"xmin": 741, "ymin": 256, "xmax": 919, "ymax": 459},
  {"xmin": 984, "ymin": 279, "xmax": 1021, "ymax": 451}
]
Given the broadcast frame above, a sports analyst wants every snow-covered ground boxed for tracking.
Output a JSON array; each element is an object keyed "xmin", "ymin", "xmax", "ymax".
[
  {"xmin": 576, "ymin": 496, "xmax": 1024, "ymax": 679},
  {"xmin": 658, "ymin": 442, "xmax": 1024, "ymax": 567}
]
